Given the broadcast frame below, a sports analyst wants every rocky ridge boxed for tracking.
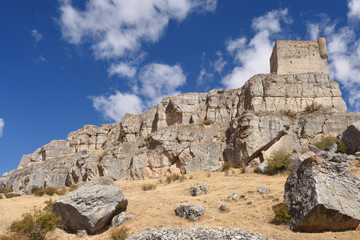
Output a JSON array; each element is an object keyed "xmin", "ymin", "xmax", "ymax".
[{"xmin": 1, "ymin": 71, "xmax": 359, "ymax": 193}]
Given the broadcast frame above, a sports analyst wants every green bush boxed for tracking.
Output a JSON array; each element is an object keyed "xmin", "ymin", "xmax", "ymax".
[
  {"xmin": 5, "ymin": 200, "xmax": 61, "ymax": 240},
  {"xmin": 31, "ymin": 187, "xmax": 44, "ymax": 197},
  {"xmin": 68, "ymin": 185, "xmax": 78, "ymax": 192},
  {"xmin": 43, "ymin": 187, "xmax": 57, "ymax": 196},
  {"xmin": 110, "ymin": 226, "xmax": 129, "ymax": 240},
  {"xmin": 313, "ymin": 136, "xmax": 347, "ymax": 153},
  {"xmin": 267, "ymin": 149, "xmax": 290, "ymax": 175},
  {"xmin": 272, "ymin": 203, "xmax": 292, "ymax": 225},
  {"xmin": 0, "ymin": 187, "xmax": 13, "ymax": 194}
]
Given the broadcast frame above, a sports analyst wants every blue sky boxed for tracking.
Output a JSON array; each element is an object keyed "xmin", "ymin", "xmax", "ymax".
[{"xmin": 1, "ymin": 0, "xmax": 360, "ymax": 175}]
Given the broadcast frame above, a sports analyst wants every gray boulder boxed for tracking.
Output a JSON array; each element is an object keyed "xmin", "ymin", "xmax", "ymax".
[
  {"xmin": 199, "ymin": 184, "xmax": 209, "ymax": 194},
  {"xmin": 190, "ymin": 186, "xmax": 200, "ymax": 197},
  {"xmin": 284, "ymin": 152, "xmax": 360, "ymax": 232},
  {"xmin": 174, "ymin": 204, "xmax": 205, "ymax": 221},
  {"xmin": 342, "ymin": 122, "xmax": 360, "ymax": 154},
  {"xmin": 111, "ymin": 212, "xmax": 132, "ymax": 227},
  {"xmin": 257, "ymin": 187, "xmax": 269, "ymax": 193},
  {"xmin": 229, "ymin": 192, "xmax": 238, "ymax": 201},
  {"xmin": 219, "ymin": 204, "xmax": 228, "ymax": 211},
  {"xmin": 53, "ymin": 178, "xmax": 128, "ymax": 234}
]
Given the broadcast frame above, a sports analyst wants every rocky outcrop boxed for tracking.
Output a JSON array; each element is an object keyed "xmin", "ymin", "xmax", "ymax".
[
  {"xmin": 174, "ymin": 204, "xmax": 205, "ymax": 221},
  {"xmin": 0, "ymin": 61, "xmax": 359, "ymax": 193},
  {"xmin": 53, "ymin": 178, "xmax": 128, "ymax": 234},
  {"xmin": 284, "ymin": 151, "xmax": 360, "ymax": 232},
  {"xmin": 127, "ymin": 226, "xmax": 271, "ymax": 240}
]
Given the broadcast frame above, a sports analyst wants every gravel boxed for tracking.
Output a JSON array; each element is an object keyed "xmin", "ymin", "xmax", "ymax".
[{"xmin": 126, "ymin": 226, "xmax": 274, "ymax": 240}]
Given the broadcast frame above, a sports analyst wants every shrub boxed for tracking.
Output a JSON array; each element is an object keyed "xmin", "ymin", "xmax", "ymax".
[
  {"xmin": 31, "ymin": 187, "xmax": 44, "ymax": 197},
  {"xmin": 55, "ymin": 188, "xmax": 66, "ymax": 196},
  {"xmin": 110, "ymin": 226, "xmax": 129, "ymax": 240},
  {"xmin": 43, "ymin": 187, "xmax": 57, "ymax": 196},
  {"xmin": 141, "ymin": 183, "xmax": 156, "ymax": 191},
  {"xmin": 202, "ymin": 119, "xmax": 214, "ymax": 125},
  {"xmin": 272, "ymin": 203, "xmax": 292, "ymax": 225},
  {"xmin": 4, "ymin": 193, "xmax": 15, "ymax": 199},
  {"xmin": 313, "ymin": 136, "xmax": 347, "ymax": 153},
  {"xmin": 69, "ymin": 185, "xmax": 78, "ymax": 192},
  {"xmin": 279, "ymin": 110, "xmax": 296, "ymax": 118},
  {"xmin": 166, "ymin": 174, "xmax": 182, "ymax": 183},
  {"xmin": 6, "ymin": 199, "xmax": 61, "ymax": 240},
  {"xmin": 179, "ymin": 175, "xmax": 187, "ymax": 182},
  {"xmin": 0, "ymin": 187, "xmax": 13, "ymax": 194},
  {"xmin": 305, "ymin": 102, "xmax": 324, "ymax": 113},
  {"xmin": 221, "ymin": 161, "xmax": 232, "ymax": 172},
  {"xmin": 240, "ymin": 167, "xmax": 246, "ymax": 173},
  {"xmin": 267, "ymin": 149, "xmax": 290, "ymax": 175}
]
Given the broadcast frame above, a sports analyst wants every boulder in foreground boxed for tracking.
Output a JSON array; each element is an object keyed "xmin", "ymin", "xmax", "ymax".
[
  {"xmin": 53, "ymin": 178, "xmax": 128, "ymax": 234},
  {"xmin": 284, "ymin": 151, "xmax": 360, "ymax": 232}
]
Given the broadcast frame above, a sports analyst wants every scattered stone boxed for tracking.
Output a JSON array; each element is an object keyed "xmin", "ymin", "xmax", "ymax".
[
  {"xmin": 229, "ymin": 193, "xmax": 238, "ymax": 201},
  {"xmin": 257, "ymin": 187, "xmax": 269, "ymax": 193},
  {"xmin": 285, "ymin": 152, "xmax": 360, "ymax": 232},
  {"xmin": 328, "ymin": 143, "xmax": 338, "ymax": 153},
  {"xmin": 76, "ymin": 230, "xmax": 87, "ymax": 238},
  {"xmin": 190, "ymin": 186, "xmax": 201, "ymax": 197},
  {"xmin": 199, "ymin": 184, "xmax": 209, "ymax": 194},
  {"xmin": 53, "ymin": 178, "xmax": 128, "ymax": 234},
  {"xmin": 219, "ymin": 204, "xmax": 228, "ymax": 211},
  {"xmin": 127, "ymin": 226, "xmax": 271, "ymax": 240},
  {"xmin": 0, "ymin": 193, "xmax": 6, "ymax": 199},
  {"xmin": 245, "ymin": 166, "xmax": 251, "ymax": 173},
  {"xmin": 355, "ymin": 151, "xmax": 360, "ymax": 156},
  {"xmin": 111, "ymin": 212, "xmax": 132, "ymax": 227},
  {"xmin": 174, "ymin": 204, "xmax": 205, "ymax": 221}
]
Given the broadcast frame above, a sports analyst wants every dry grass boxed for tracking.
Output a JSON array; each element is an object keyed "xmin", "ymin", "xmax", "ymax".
[{"xmin": 1, "ymin": 170, "xmax": 360, "ymax": 240}]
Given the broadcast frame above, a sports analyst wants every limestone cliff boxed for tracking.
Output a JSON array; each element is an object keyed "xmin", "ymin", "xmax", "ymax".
[{"xmin": 1, "ymin": 39, "xmax": 359, "ymax": 193}]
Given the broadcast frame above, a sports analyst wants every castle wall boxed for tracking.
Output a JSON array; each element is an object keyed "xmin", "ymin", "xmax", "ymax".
[{"xmin": 270, "ymin": 39, "xmax": 329, "ymax": 75}]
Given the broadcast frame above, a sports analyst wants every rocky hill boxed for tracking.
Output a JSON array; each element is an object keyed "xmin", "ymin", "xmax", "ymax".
[{"xmin": 1, "ymin": 38, "xmax": 360, "ymax": 194}]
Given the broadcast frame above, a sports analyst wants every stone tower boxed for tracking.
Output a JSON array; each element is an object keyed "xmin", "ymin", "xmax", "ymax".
[{"xmin": 270, "ymin": 38, "xmax": 329, "ymax": 75}]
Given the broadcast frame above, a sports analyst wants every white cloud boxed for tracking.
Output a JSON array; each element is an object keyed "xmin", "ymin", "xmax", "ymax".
[
  {"xmin": 138, "ymin": 63, "xmax": 186, "ymax": 106},
  {"xmin": 59, "ymin": 0, "xmax": 217, "ymax": 59},
  {"xmin": 197, "ymin": 68, "xmax": 213, "ymax": 85},
  {"xmin": 222, "ymin": 9, "xmax": 289, "ymax": 89},
  {"xmin": 31, "ymin": 29, "xmax": 43, "ymax": 42},
  {"xmin": 348, "ymin": 0, "xmax": 360, "ymax": 21},
  {"xmin": 0, "ymin": 118, "xmax": 4, "ymax": 138},
  {"xmin": 214, "ymin": 56, "xmax": 226, "ymax": 73},
  {"xmin": 91, "ymin": 91, "xmax": 143, "ymax": 122},
  {"xmin": 108, "ymin": 62, "xmax": 137, "ymax": 78}
]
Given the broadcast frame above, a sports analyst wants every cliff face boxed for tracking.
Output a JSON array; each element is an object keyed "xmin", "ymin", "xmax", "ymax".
[{"xmin": 1, "ymin": 71, "xmax": 358, "ymax": 193}]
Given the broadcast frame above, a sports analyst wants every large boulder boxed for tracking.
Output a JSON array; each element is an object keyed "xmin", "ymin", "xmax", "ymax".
[
  {"xmin": 174, "ymin": 204, "xmax": 205, "ymax": 221},
  {"xmin": 284, "ymin": 151, "xmax": 360, "ymax": 232},
  {"xmin": 342, "ymin": 122, "xmax": 360, "ymax": 154},
  {"xmin": 53, "ymin": 178, "xmax": 128, "ymax": 234}
]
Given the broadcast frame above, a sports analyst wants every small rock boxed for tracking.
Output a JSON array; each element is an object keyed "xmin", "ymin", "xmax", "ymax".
[
  {"xmin": 257, "ymin": 160, "xmax": 268, "ymax": 174},
  {"xmin": 76, "ymin": 230, "xmax": 87, "ymax": 238},
  {"xmin": 199, "ymin": 184, "xmax": 208, "ymax": 194},
  {"xmin": 219, "ymin": 204, "xmax": 228, "ymax": 211},
  {"xmin": 111, "ymin": 212, "xmax": 132, "ymax": 227},
  {"xmin": 174, "ymin": 204, "xmax": 205, "ymax": 221},
  {"xmin": 229, "ymin": 193, "xmax": 238, "ymax": 201},
  {"xmin": 190, "ymin": 186, "xmax": 201, "ymax": 197},
  {"xmin": 355, "ymin": 151, "xmax": 360, "ymax": 156},
  {"xmin": 308, "ymin": 145, "xmax": 321, "ymax": 154},
  {"xmin": 347, "ymin": 155, "xmax": 356, "ymax": 161},
  {"xmin": 328, "ymin": 143, "xmax": 338, "ymax": 153},
  {"xmin": 245, "ymin": 166, "xmax": 251, "ymax": 173},
  {"xmin": 257, "ymin": 187, "xmax": 269, "ymax": 193},
  {"xmin": 0, "ymin": 193, "xmax": 6, "ymax": 199}
]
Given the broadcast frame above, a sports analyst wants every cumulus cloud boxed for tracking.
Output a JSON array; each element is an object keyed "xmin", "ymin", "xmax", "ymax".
[
  {"xmin": 138, "ymin": 63, "xmax": 186, "ymax": 107},
  {"xmin": 31, "ymin": 29, "xmax": 43, "ymax": 42},
  {"xmin": 91, "ymin": 91, "xmax": 143, "ymax": 122},
  {"xmin": 108, "ymin": 62, "xmax": 137, "ymax": 78},
  {"xmin": 0, "ymin": 118, "xmax": 4, "ymax": 138},
  {"xmin": 222, "ymin": 9, "xmax": 290, "ymax": 89},
  {"xmin": 214, "ymin": 51, "xmax": 227, "ymax": 73},
  {"xmin": 59, "ymin": 0, "xmax": 217, "ymax": 59},
  {"xmin": 197, "ymin": 68, "xmax": 214, "ymax": 85},
  {"xmin": 92, "ymin": 63, "xmax": 186, "ymax": 121},
  {"xmin": 348, "ymin": 0, "xmax": 360, "ymax": 21}
]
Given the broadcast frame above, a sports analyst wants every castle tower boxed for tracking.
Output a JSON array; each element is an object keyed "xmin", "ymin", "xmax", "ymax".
[{"xmin": 270, "ymin": 38, "xmax": 329, "ymax": 75}]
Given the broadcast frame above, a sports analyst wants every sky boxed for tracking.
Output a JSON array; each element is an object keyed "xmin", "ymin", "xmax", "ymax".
[{"xmin": 1, "ymin": 0, "xmax": 360, "ymax": 175}]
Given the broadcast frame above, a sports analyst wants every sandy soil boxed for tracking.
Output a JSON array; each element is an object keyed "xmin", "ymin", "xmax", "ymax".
[{"xmin": 1, "ymin": 164, "xmax": 360, "ymax": 240}]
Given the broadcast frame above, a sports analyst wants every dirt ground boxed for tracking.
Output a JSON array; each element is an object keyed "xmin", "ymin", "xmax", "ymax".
[{"xmin": 1, "ymin": 163, "xmax": 360, "ymax": 240}]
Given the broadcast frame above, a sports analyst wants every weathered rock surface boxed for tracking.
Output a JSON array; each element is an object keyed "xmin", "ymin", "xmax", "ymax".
[
  {"xmin": 127, "ymin": 226, "xmax": 271, "ymax": 240},
  {"xmin": 284, "ymin": 152, "xmax": 360, "ymax": 232},
  {"xmin": 53, "ymin": 178, "xmax": 128, "ymax": 234},
  {"xmin": 189, "ymin": 186, "xmax": 200, "ymax": 197},
  {"xmin": 342, "ymin": 122, "xmax": 360, "ymax": 154},
  {"xmin": 111, "ymin": 212, "xmax": 132, "ymax": 227},
  {"xmin": 174, "ymin": 204, "xmax": 205, "ymax": 221},
  {"xmin": 1, "ymin": 56, "xmax": 360, "ymax": 194}
]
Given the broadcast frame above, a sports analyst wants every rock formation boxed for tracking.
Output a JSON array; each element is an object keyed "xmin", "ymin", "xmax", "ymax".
[
  {"xmin": 284, "ymin": 151, "xmax": 360, "ymax": 232},
  {"xmin": 53, "ymin": 178, "xmax": 128, "ymax": 234},
  {"xmin": 1, "ymin": 38, "xmax": 360, "ymax": 193}
]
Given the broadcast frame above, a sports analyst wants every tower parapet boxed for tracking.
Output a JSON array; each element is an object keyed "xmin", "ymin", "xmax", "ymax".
[{"xmin": 270, "ymin": 38, "xmax": 329, "ymax": 75}]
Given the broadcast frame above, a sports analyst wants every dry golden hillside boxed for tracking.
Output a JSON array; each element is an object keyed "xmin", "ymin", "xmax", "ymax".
[{"xmin": 1, "ymin": 163, "xmax": 360, "ymax": 240}]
